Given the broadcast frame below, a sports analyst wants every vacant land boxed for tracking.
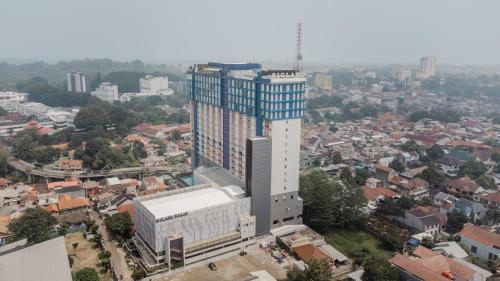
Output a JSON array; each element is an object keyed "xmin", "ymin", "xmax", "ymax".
[
  {"xmin": 162, "ymin": 248, "xmax": 287, "ymax": 281},
  {"xmin": 65, "ymin": 232, "xmax": 112, "ymax": 281},
  {"xmin": 325, "ymin": 229, "xmax": 393, "ymax": 260}
]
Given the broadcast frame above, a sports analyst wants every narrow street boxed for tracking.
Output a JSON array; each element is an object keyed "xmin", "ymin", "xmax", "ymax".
[{"xmin": 90, "ymin": 211, "xmax": 133, "ymax": 281}]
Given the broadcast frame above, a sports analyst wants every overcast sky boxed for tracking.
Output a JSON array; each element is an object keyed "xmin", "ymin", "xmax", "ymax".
[{"xmin": 2, "ymin": 0, "xmax": 500, "ymax": 65}]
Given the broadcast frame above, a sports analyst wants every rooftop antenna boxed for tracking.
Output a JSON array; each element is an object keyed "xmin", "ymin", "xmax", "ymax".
[{"xmin": 295, "ymin": 22, "xmax": 303, "ymax": 72}]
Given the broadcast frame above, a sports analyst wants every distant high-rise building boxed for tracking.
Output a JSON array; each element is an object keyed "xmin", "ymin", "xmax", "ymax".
[
  {"xmin": 417, "ymin": 57, "xmax": 436, "ymax": 80},
  {"xmin": 91, "ymin": 82, "xmax": 119, "ymax": 103},
  {"xmin": 188, "ymin": 62, "xmax": 305, "ymax": 233},
  {"xmin": 313, "ymin": 72, "xmax": 333, "ymax": 90},
  {"xmin": 66, "ymin": 72, "xmax": 90, "ymax": 93},
  {"xmin": 396, "ymin": 69, "xmax": 412, "ymax": 81},
  {"xmin": 139, "ymin": 75, "xmax": 173, "ymax": 96}
]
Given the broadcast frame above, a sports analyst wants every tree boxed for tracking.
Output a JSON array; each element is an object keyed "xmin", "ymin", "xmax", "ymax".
[
  {"xmin": 132, "ymin": 267, "xmax": 147, "ymax": 281},
  {"xmin": 362, "ymin": 258, "xmax": 398, "ymax": 281},
  {"xmin": 74, "ymin": 106, "xmax": 109, "ymax": 130},
  {"xmin": 426, "ymin": 144, "xmax": 444, "ymax": 160},
  {"xmin": 287, "ymin": 259, "xmax": 332, "ymax": 281},
  {"xmin": 299, "ymin": 171, "xmax": 366, "ymax": 232},
  {"xmin": 59, "ymin": 223, "xmax": 69, "ymax": 236},
  {"xmin": 417, "ymin": 166, "xmax": 446, "ymax": 190},
  {"xmin": 169, "ymin": 130, "xmax": 182, "ymax": 141},
  {"xmin": 389, "ymin": 159, "xmax": 404, "ymax": 172},
  {"xmin": 420, "ymin": 237, "xmax": 435, "ymax": 248},
  {"xmin": 459, "ymin": 160, "xmax": 488, "ymax": 180},
  {"xmin": 445, "ymin": 211, "xmax": 468, "ymax": 234},
  {"xmin": 477, "ymin": 175, "xmax": 497, "ymax": 190},
  {"xmin": 330, "ymin": 151, "xmax": 342, "ymax": 165},
  {"xmin": 74, "ymin": 267, "xmax": 100, "ymax": 281},
  {"xmin": 132, "ymin": 141, "xmax": 147, "ymax": 160},
  {"xmin": 12, "ymin": 134, "xmax": 34, "ymax": 161},
  {"xmin": 8, "ymin": 207, "xmax": 57, "ymax": 245},
  {"xmin": 104, "ymin": 212, "xmax": 132, "ymax": 241},
  {"xmin": 0, "ymin": 147, "xmax": 9, "ymax": 175}
]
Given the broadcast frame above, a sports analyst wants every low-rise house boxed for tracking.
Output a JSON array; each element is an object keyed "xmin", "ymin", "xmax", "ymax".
[
  {"xmin": 397, "ymin": 151, "xmax": 420, "ymax": 167},
  {"xmin": 459, "ymin": 223, "xmax": 500, "ymax": 261},
  {"xmin": 374, "ymin": 165, "xmax": 398, "ymax": 185},
  {"xmin": 446, "ymin": 177, "xmax": 483, "ymax": 199},
  {"xmin": 400, "ymin": 206, "xmax": 447, "ymax": 237},
  {"xmin": 140, "ymin": 155, "xmax": 166, "ymax": 167},
  {"xmin": 390, "ymin": 245, "xmax": 492, "ymax": 281},
  {"xmin": 437, "ymin": 155, "xmax": 466, "ymax": 177},
  {"xmin": 479, "ymin": 191, "xmax": 500, "ymax": 210},
  {"xmin": 434, "ymin": 192, "xmax": 458, "ymax": 206},
  {"xmin": 57, "ymin": 194, "xmax": 89, "ymax": 215},
  {"xmin": 454, "ymin": 198, "xmax": 487, "ymax": 221},
  {"xmin": 101, "ymin": 194, "xmax": 136, "ymax": 216},
  {"xmin": 57, "ymin": 158, "xmax": 83, "ymax": 171},
  {"xmin": 48, "ymin": 180, "xmax": 85, "ymax": 198},
  {"xmin": 398, "ymin": 178, "xmax": 430, "ymax": 200},
  {"xmin": 362, "ymin": 186, "xmax": 400, "ymax": 210}
]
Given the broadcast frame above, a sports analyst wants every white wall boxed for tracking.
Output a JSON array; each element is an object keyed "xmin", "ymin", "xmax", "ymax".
[{"xmin": 269, "ymin": 118, "xmax": 301, "ymax": 196}]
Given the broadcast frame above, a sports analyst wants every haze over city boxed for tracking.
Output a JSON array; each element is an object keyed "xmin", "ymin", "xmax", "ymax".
[{"xmin": 2, "ymin": 0, "xmax": 500, "ymax": 65}]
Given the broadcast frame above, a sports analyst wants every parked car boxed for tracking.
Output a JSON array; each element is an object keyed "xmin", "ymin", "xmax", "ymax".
[{"xmin": 208, "ymin": 262, "xmax": 217, "ymax": 271}]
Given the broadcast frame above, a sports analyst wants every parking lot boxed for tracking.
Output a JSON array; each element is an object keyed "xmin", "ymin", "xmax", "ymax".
[{"xmin": 161, "ymin": 248, "xmax": 288, "ymax": 281}]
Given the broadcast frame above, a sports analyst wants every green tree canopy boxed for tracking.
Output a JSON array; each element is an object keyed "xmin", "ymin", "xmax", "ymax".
[
  {"xmin": 299, "ymin": 171, "xmax": 366, "ymax": 232},
  {"xmin": 8, "ymin": 207, "xmax": 57, "ymax": 245},
  {"xmin": 445, "ymin": 211, "xmax": 468, "ymax": 234},
  {"xmin": 426, "ymin": 144, "xmax": 445, "ymax": 160},
  {"xmin": 362, "ymin": 257, "xmax": 398, "ymax": 281},
  {"xmin": 74, "ymin": 267, "xmax": 100, "ymax": 281},
  {"xmin": 104, "ymin": 212, "xmax": 132, "ymax": 241},
  {"xmin": 459, "ymin": 160, "xmax": 488, "ymax": 180},
  {"xmin": 12, "ymin": 134, "xmax": 35, "ymax": 161},
  {"xmin": 417, "ymin": 166, "xmax": 447, "ymax": 190}
]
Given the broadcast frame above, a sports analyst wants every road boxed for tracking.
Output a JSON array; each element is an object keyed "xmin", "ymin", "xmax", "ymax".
[
  {"xmin": 7, "ymin": 158, "xmax": 189, "ymax": 179},
  {"xmin": 90, "ymin": 211, "xmax": 133, "ymax": 281}
]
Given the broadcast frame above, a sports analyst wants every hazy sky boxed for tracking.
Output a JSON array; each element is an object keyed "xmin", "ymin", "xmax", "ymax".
[{"xmin": 2, "ymin": 0, "xmax": 500, "ymax": 65}]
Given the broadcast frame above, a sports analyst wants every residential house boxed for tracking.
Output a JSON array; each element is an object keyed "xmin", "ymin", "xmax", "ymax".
[
  {"xmin": 374, "ymin": 165, "xmax": 399, "ymax": 185},
  {"xmin": 140, "ymin": 155, "xmax": 166, "ymax": 167},
  {"xmin": 101, "ymin": 194, "xmax": 135, "ymax": 216},
  {"xmin": 362, "ymin": 186, "xmax": 400, "ymax": 211},
  {"xmin": 400, "ymin": 206, "xmax": 447, "ymax": 237},
  {"xmin": 437, "ymin": 155, "xmax": 466, "ymax": 177},
  {"xmin": 479, "ymin": 191, "xmax": 500, "ymax": 210},
  {"xmin": 57, "ymin": 194, "xmax": 89, "ymax": 215},
  {"xmin": 58, "ymin": 158, "xmax": 83, "ymax": 171},
  {"xmin": 446, "ymin": 177, "xmax": 483, "ymax": 199},
  {"xmin": 454, "ymin": 198, "xmax": 487, "ymax": 221},
  {"xmin": 48, "ymin": 180, "xmax": 85, "ymax": 198},
  {"xmin": 390, "ymin": 245, "xmax": 492, "ymax": 281},
  {"xmin": 460, "ymin": 224, "xmax": 500, "ymax": 261},
  {"xmin": 398, "ymin": 178, "xmax": 430, "ymax": 200},
  {"xmin": 397, "ymin": 151, "xmax": 420, "ymax": 167}
]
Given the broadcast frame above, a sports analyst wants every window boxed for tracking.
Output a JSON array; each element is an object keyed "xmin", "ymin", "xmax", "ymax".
[
  {"xmin": 291, "ymin": 195, "xmax": 294, "ymax": 199},
  {"xmin": 283, "ymin": 216, "xmax": 294, "ymax": 222},
  {"xmin": 489, "ymin": 253, "xmax": 498, "ymax": 260},
  {"xmin": 471, "ymin": 245, "xmax": 477, "ymax": 254},
  {"xmin": 272, "ymin": 220, "xmax": 279, "ymax": 225}
]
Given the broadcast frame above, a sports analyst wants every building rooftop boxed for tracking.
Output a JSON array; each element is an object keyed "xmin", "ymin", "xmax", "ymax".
[
  {"xmin": 0, "ymin": 236, "xmax": 72, "ymax": 281},
  {"xmin": 460, "ymin": 223, "xmax": 500, "ymax": 248},
  {"xmin": 141, "ymin": 187, "xmax": 235, "ymax": 219}
]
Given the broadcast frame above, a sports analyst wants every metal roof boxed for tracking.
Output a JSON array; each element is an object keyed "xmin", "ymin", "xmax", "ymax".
[{"xmin": 0, "ymin": 236, "xmax": 72, "ymax": 281}]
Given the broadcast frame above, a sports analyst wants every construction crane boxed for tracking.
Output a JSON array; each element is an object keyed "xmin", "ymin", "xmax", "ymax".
[{"xmin": 295, "ymin": 23, "xmax": 303, "ymax": 72}]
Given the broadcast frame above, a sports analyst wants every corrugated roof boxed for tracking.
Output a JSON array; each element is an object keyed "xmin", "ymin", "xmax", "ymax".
[{"xmin": 0, "ymin": 236, "xmax": 72, "ymax": 281}]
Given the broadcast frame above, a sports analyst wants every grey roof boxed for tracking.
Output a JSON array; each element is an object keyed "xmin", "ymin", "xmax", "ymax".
[
  {"xmin": 0, "ymin": 238, "xmax": 27, "ymax": 256},
  {"xmin": 198, "ymin": 167, "xmax": 245, "ymax": 188},
  {"xmin": 0, "ymin": 236, "xmax": 72, "ymax": 281}
]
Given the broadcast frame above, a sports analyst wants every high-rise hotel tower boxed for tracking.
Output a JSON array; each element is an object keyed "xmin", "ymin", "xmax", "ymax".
[{"xmin": 188, "ymin": 62, "xmax": 305, "ymax": 233}]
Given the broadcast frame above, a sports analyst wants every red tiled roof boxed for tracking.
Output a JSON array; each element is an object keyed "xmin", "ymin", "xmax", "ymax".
[
  {"xmin": 460, "ymin": 223, "xmax": 500, "ymax": 248},
  {"xmin": 293, "ymin": 243, "xmax": 332, "ymax": 264},
  {"xmin": 58, "ymin": 195, "xmax": 89, "ymax": 211},
  {"xmin": 48, "ymin": 180, "xmax": 80, "ymax": 189},
  {"xmin": 390, "ymin": 254, "xmax": 450, "ymax": 281},
  {"xmin": 403, "ymin": 178, "xmax": 429, "ymax": 190},
  {"xmin": 447, "ymin": 177, "xmax": 480, "ymax": 193},
  {"xmin": 362, "ymin": 186, "xmax": 399, "ymax": 201},
  {"xmin": 481, "ymin": 192, "xmax": 500, "ymax": 203}
]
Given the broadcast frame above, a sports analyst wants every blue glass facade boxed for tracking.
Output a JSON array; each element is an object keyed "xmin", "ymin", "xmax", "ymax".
[{"xmin": 189, "ymin": 63, "xmax": 305, "ymax": 169}]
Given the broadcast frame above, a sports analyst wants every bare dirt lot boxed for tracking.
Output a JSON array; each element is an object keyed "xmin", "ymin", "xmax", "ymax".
[
  {"xmin": 65, "ymin": 232, "xmax": 112, "ymax": 281},
  {"xmin": 162, "ymin": 248, "xmax": 288, "ymax": 281}
]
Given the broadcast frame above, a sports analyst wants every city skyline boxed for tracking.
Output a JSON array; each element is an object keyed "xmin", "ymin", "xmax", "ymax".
[{"xmin": 2, "ymin": 0, "xmax": 500, "ymax": 65}]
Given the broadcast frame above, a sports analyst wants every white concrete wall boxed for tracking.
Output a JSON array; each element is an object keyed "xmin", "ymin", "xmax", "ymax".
[
  {"xmin": 461, "ymin": 236, "xmax": 500, "ymax": 261},
  {"xmin": 269, "ymin": 119, "xmax": 301, "ymax": 196}
]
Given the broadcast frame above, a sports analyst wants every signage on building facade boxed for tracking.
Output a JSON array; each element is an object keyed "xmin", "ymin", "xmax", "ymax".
[{"xmin": 155, "ymin": 212, "xmax": 188, "ymax": 223}]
